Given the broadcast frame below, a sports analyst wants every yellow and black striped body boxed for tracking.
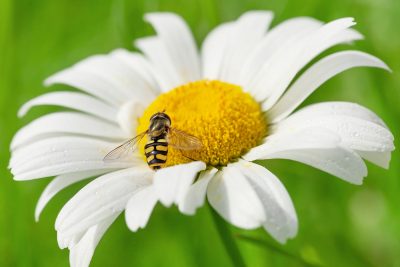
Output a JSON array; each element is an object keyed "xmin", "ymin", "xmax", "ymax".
[{"xmin": 145, "ymin": 134, "xmax": 168, "ymax": 170}]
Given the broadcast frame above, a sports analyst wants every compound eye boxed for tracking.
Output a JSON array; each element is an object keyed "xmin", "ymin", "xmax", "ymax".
[
  {"xmin": 149, "ymin": 113, "xmax": 159, "ymax": 121},
  {"xmin": 163, "ymin": 114, "xmax": 171, "ymax": 124}
]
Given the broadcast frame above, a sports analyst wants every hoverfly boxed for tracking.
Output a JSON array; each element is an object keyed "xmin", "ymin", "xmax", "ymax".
[{"xmin": 104, "ymin": 112, "xmax": 203, "ymax": 170}]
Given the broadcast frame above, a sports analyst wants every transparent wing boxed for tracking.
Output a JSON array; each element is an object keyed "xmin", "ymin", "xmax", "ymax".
[
  {"xmin": 168, "ymin": 127, "xmax": 203, "ymax": 151},
  {"xmin": 103, "ymin": 131, "xmax": 147, "ymax": 161}
]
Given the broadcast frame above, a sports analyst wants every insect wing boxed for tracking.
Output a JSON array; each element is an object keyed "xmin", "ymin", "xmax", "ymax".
[
  {"xmin": 168, "ymin": 128, "xmax": 202, "ymax": 151},
  {"xmin": 103, "ymin": 131, "xmax": 147, "ymax": 161}
]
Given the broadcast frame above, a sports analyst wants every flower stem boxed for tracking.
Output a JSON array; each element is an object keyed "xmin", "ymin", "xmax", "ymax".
[{"xmin": 209, "ymin": 205, "xmax": 246, "ymax": 267}]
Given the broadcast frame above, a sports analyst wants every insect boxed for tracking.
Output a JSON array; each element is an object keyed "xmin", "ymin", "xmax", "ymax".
[{"xmin": 104, "ymin": 112, "xmax": 203, "ymax": 170}]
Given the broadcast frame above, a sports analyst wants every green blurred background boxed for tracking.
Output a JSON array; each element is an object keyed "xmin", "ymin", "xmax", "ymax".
[{"xmin": 1, "ymin": 0, "xmax": 399, "ymax": 266}]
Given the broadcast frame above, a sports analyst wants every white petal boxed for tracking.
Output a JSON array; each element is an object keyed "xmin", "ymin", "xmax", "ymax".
[
  {"xmin": 10, "ymin": 136, "xmax": 132, "ymax": 167},
  {"xmin": 139, "ymin": 13, "xmax": 200, "ymax": 89},
  {"xmin": 35, "ymin": 170, "xmax": 111, "ymax": 221},
  {"xmin": 248, "ymin": 17, "xmax": 362, "ymax": 105},
  {"xmin": 244, "ymin": 127, "xmax": 341, "ymax": 161},
  {"xmin": 153, "ymin": 161, "xmax": 206, "ymax": 207},
  {"xmin": 56, "ymin": 167, "xmax": 153, "ymax": 237},
  {"xmin": 276, "ymin": 113, "xmax": 394, "ymax": 152},
  {"xmin": 245, "ymin": 127, "xmax": 367, "ymax": 184},
  {"xmin": 46, "ymin": 52, "xmax": 157, "ymax": 106},
  {"xmin": 268, "ymin": 51, "xmax": 390, "ymax": 122},
  {"xmin": 18, "ymin": 91, "xmax": 118, "ymax": 122},
  {"xmin": 136, "ymin": 36, "xmax": 181, "ymax": 91},
  {"xmin": 272, "ymin": 101, "xmax": 388, "ymax": 128},
  {"xmin": 282, "ymin": 147, "xmax": 368, "ymax": 185},
  {"xmin": 236, "ymin": 161, "xmax": 298, "ymax": 243},
  {"xmin": 11, "ymin": 112, "xmax": 126, "ymax": 150},
  {"xmin": 201, "ymin": 22, "xmax": 233, "ymax": 79},
  {"xmin": 207, "ymin": 162, "xmax": 298, "ymax": 243},
  {"xmin": 207, "ymin": 166, "xmax": 266, "ymax": 229},
  {"xmin": 10, "ymin": 137, "xmax": 109, "ymax": 167},
  {"xmin": 179, "ymin": 168, "xmax": 218, "ymax": 215},
  {"xmin": 273, "ymin": 103, "xmax": 394, "ymax": 168},
  {"xmin": 58, "ymin": 229, "xmax": 86, "ymax": 250},
  {"xmin": 265, "ymin": 147, "xmax": 366, "ymax": 184},
  {"xmin": 116, "ymin": 100, "xmax": 145, "ymax": 137},
  {"xmin": 125, "ymin": 186, "xmax": 157, "ymax": 231},
  {"xmin": 240, "ymin": 17, "xmax": 323, "ymax": 89},
  {"xmin": 45, "ymin": 65, "xmax": 124, "ymax": 106},
  {"xmin": 69, "ymin": 214, "xmax": 119, "ymax": 267},
  {"xmin": 75, "ymin": 55, "xmax": 157, "ymax": 104},
  {"xmin": 110, "ymin": 49, "xmax": 161, "ymax": 95},
  {"xmin": 10, "ymin": 137, "xmax": 140, "ymax": 180},
  {"xmin": 261, "ymin": 18, "xmax": 363, "ymax": 109},
  {"xmin": 145, "ymin": 13, "xmax": 201, "ymax": 80},
  {"xmin": 356, "ymin": 150, "xmax": 392, "ymax": 169},
  {"xmin": 214, "ymin": 11, "xmax": 274, "ymax": 82}
]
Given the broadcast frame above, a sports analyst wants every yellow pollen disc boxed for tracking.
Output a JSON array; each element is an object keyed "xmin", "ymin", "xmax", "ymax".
[{"xmin": 137, "ymin": 80, "xmax": 267, "ymax": 167}]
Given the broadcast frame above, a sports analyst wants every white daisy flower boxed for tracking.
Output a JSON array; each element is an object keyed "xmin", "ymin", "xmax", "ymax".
[{"xmin": 10, "ymin": 11, "xmax": 394, "ymax": 267}]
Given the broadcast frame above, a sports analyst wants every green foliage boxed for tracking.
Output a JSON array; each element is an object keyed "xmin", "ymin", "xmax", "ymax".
[{"xmin": 1, "ymin": 0, "xmax": 399, "ymax": 266}]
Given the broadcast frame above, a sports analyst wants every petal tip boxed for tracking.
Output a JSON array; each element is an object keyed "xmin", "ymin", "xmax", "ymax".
[
  {"xmin": 17, "ymin": 106, "xmax": 28, "ymax": 118},
  {"xmin": 43, "ymin": 77, "xmax": 54, "ymax": 87},
  {"xmin": 34, "ymin": 212, "xmax": 40, "ymax": 222}
]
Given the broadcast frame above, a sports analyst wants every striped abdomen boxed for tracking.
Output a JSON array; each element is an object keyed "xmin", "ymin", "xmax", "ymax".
[{"xmin": 144, "ymin": 135, "xmax": 168, "ymax": 170}]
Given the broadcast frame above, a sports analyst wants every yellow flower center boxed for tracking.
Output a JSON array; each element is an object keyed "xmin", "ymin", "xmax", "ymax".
[{"xmin": 137, "ymin": 80, "xmax": 267, "ymax": 167}]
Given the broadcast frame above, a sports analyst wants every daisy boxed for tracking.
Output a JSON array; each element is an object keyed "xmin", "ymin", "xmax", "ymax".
[{"xmin": 10, "ymin": 11, "xmax": 394, "ymax": 267}]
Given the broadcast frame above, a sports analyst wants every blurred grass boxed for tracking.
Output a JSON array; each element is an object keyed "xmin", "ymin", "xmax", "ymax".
[{"xmin": 1, "ymin": 0, "xmax": 400, "ymax": 266}]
